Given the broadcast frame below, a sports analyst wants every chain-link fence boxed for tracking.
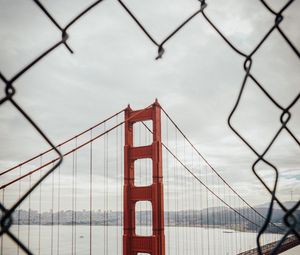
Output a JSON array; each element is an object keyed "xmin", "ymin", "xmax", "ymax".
[{"xmin": 1, "ymin": 0, "xmax": 299, "ymax": 254}]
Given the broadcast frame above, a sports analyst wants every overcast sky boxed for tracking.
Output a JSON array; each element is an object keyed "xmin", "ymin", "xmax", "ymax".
[{"xmin": 0, "ymin": 0, "xmax": 299, "ymax": 209}]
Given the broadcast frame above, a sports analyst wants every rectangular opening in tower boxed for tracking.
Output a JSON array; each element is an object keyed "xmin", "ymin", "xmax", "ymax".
[
  {"xmin": 133, "ymin": 121, "xmax": 153, "ymax": 147},
  {"xmin": 135, "ymin": 201, "xmax": 153, "ymax": 236},
  {"xmin": 134, "ymin": 158, "xmax": 153, "ymax": 187}
]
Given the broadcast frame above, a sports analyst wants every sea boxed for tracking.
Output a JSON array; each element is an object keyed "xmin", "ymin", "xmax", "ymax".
[{"xmin": 1, "ymin": 225, "xmax": 281, "ymax": 255}]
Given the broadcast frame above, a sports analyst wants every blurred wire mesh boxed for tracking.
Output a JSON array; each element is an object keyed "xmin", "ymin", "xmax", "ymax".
[{"xmin": 0, "ymin": 0, "xmax": 299, "ymax": 254}]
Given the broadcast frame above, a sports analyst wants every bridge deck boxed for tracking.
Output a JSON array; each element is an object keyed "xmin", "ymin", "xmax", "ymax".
[{"xmin": 238, "ymin": 236, "xmax": 300, "ymax": 255}]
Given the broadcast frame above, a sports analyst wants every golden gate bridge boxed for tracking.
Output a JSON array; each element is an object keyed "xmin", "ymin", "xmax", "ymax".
[{"xmin": 0, "ymin": 100, "xmax": 299, "ymax": 255}]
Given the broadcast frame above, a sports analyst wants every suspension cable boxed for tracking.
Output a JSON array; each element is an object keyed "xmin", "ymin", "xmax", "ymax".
[
  {"xmin": 141, "ymin": 122, "xmax": 267, "ymax": 230},
  {"xmin": 159, "ymin": 106, "xmax": 283, "ymax": 231}
]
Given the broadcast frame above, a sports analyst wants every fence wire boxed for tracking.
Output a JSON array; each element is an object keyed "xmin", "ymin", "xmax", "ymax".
[{"xmin": 0, "ymin": 0, "xmax": 299, "ymax": 254}]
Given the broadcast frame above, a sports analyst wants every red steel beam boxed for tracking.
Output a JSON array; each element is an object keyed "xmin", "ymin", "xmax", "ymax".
[
  {"xmin": 123, "ymin": 100, "xmax": 165, "ymax": 255},
  {"xmin": 237, "ymin": 235, "xmax": 300, "ymax": 255}
]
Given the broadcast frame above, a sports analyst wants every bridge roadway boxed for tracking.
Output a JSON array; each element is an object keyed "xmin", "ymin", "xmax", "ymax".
[{"xmin": 238, "ymin": 236, "xmax": 300, "ymax": 255}]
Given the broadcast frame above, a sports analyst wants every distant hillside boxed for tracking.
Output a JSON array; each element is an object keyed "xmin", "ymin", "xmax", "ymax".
[
  {"xmin": 11, "ymin": 201, "xmax": 299, "ymax": 233},
  {"xmin": 256, "ymin": 201, "xmax": 300, "ymax": 210}
]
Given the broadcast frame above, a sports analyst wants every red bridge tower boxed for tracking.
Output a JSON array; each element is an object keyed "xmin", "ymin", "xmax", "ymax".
[{"xmin": 123, "ymin": 100, "xmax": 165, "ymax": 255}]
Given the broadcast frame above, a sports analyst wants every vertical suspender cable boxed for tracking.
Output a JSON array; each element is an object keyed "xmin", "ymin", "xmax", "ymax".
[
  {"xmin": 39, "ymin": 157, "xmax": 42, "ymax": 255},
  {"xmin": 149, "ymin": 126, "xmax": 151, "ymax": 235},
  {"xmin": 103, "ymin": 124, "xmax": 105, "ymax": 255},
  {"xmin": 28, "ymin": 174, "xmax": 32, "ymax": 249},
  {"xmin": 227, "ymin": 186, "xmax": 230, "ymax": 253},
  {"xmin": 145, "ymin": 124, "xmax": 149, "ymax": 235},
  {"xmin": 192, "ymin": 169, "xmax": 201, "ymax": 255},
  {"xmin": 205, "ymin": 166, "xmax": 210, "ymax": 255},
  {"xmin": 51, "ymin": 163, "xmax": 54, "ymax": 255},
  {"xmin": 105, "ymin": 125, "xmax": 108, "ymax": 255},
  {"xmin": 120, "ymin": 117, "xmax": 123, "ymax": 253},
  {"xmin": 242, "ymin": 199, "xmax": 245, "ymax": 251},
  {"xmin": 198, "ymin": 160, "xmax": 202, "ymax": 254},
  {"xmin": 149, "ymin": 124, "xmax": 152, "ymax": 235},
  {"xmin": 17, "ymin": 166, "xmax": 22, "ymax": 255},
  {"xmin": 238, "ymin": 196, "xmax": 241, "ymax": 253},
  {"xmin": 218, "ymin": 178, "xmax": 222, "ymax": 254},
  {"xmin": 138, "ymin": 124, "xmax": 142, "ymax": 234},
  {"xmin": 192, "ymin": 168, "xmax": 196, "ymax": 255},
  {"xmin": 211, "ymin": 172, "xmax": 215, "ymax": 255},
  {"xmin": 107, "ymin": 130, "xmax": 109, "ymax": 254},
  {"xmin": 57, "ymin": 152, "xmax": 61, "ymax": 255},
  {"xmin": 217, "ymin": 180, "xmax": 220, "ymax": 255},
  {"xmin": 72, "ymin": 151, "xmax": 75, "ymax": 255},
  {"xmin": 188, "ymin": 150, "xmax": 191, "ymax": 255},
  {"xmin": 1, "ymin": 189, "xmax": 4, "ymax": 255},
  {"xmin": 144, "ymin": 123, "xmax": 146, "ymax": 235},
  {"xmin": 232, "ymin": 194, "xmax": 235, "ymax": 252},
  {"xmin": 246, "ymin": 207, "xmax": 249, "ymax": 249},
  {"xmin": 234, "ymin": 189, "xmax": 237, "ymax": 253},
  {"xmin": 175, "ymin": 128, "xmax": 178, "ymax": 255},
  {"xmin": 147, "ymin": 123, "xmax": 150, "ymax": 235},
  {"xmin": 183, "ymin": 138, "xmax": 186, "ymax": 255},
  {"xmin": 230, "ymin": 186, "xmax": 233, "ymax": 254},
  {"xmin": 192, "ymin": 150, "xmax": 196, "ymax": 255},
  {"xmin": 224, "ymin": 183, "xmax": 227, "ymax": 254},
  {"xmin": 237, "ymin": 196, "xmax": 240, "ymax": 252},
  {"xmin": 217, "ymin": 177, "xmax": 220, "ymax": 255},
  {"xmin": 187, "ymin": 143, "xmax": 190, "ymax": 255},
  {"xmin": 90, "ymin": 130, "xmax": 93, "ymax": 255},
  {"xmin": 200, "ymin": 163, "xmax": 204, "ymax": 255},
  {"xmin": 74, "ymin": 138, "xmax": 78, "ymax": 255},
  {"xmin": 186, "ymin": 141, "xmax": 190, "ymax": 255},
  {"xmin": 165, "ymin": 116, "xmax": 170, "ymax": 255},
  {"xmin": 219, "ymin": 178, "xmax": 224, "ymax": 254},
  {"xmin": 106, "ymin": 126, "xmax": 109, "ymax": 255},
  {"xmin": 116, "ymin": 116, "xmax": 119, "ymax": 254},
  {"xmin": 234, "ymin": 194, "xmax": 237, "ymax": 252}
]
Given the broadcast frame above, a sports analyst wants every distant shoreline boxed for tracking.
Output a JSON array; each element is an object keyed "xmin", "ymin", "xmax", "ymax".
[{"xmin": 11, "ymin": 223, "xmax": 272, "ymax": 234}]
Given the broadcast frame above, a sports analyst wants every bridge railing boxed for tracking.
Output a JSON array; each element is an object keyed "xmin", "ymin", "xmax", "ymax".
[{"xmin": 237, "ymin": 235, "xmax": 300, "ymax": 255}]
